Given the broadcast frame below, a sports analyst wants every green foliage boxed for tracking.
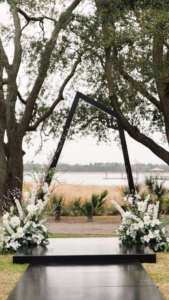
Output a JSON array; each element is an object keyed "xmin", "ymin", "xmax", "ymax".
[
  {"xmin": 144, "ymin": 176, "xmax": 155, "ymax": 194},
  {"xmin": 59, "ymin": 190, "xmax": 108, "ymax": 217},
  {"xmin": 120, "ymin": 183, "xmax": 141, "ymax": 198},
  {"xmin": 144, "ymin": 176, "xmax": 167, "ymax": 209},
  {"xmin": 120, "ymin": 185, "xmax": 130, "ymax": 197},
  {"xmin": 48, "ymin": 194, "xmax": 65, "ymax": 215},
  {"xmin": 46, "ymin": 168, "xmax": 57, "ymax": 182},
  {"xmin": 163, "ymin": 197, "xmax": 169, "ymax": 213},
  {"xmin": 65, "ymin": 198, "xmax": 81, "ymax": 217},
  {"xmin": 90, "ymin": 190, "xmax": 108, "ymax": 216}
]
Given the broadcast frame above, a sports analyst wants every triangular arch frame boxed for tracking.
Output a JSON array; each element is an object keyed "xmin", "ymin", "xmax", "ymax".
[{"xmin": 47, "ymin": 91, "xmax": 135, "ymax": 194}]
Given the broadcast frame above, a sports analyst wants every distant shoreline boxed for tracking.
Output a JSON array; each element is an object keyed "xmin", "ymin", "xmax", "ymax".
[{"xmin": 23, "ymin": 171, "xmax": 169, "ymax": 174}]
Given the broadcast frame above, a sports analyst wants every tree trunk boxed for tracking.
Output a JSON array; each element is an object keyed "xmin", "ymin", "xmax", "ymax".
[
  {"xmin": 1, "ymin": 132, "xmax": 23, "ymax": 212},
  {"xmin": 0, "ymin": 114, "xmax": 7, "ymax": 211},
  {"xmin": 0, "ymin": 55, "xmax": 7, "ymax": 212}
]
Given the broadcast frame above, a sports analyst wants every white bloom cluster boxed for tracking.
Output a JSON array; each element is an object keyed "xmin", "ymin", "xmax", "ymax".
[
  {"xmin": 0, "ymin": 182, "xmax": 50, "ymax": 253},
  {"xmin": 123, "ymin": 194, "xmax": 141, "ymax": 204},
  {"xmin": 153, "ymin": 201, "xmax": 160, "ymax": 220},
  {"xmin": 111, "ymin": 194, "xmax": 169, "ymax": 252},
  {"xmin": 10, "ymin": 216, "xmax": 21, "ymax": 228},
  {"xmin": 110, "ymin": 200, "xmax": 125, "ymax": 216},
  {"xmin": 14, "ymin": 198, "xmax": 24, "ymax": 220}
]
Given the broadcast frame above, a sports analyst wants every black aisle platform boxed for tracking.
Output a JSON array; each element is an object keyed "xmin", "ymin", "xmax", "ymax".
[
  {"xmin": 7, "ymin": 262, "xmax": 165, "ymax": 300},
  {"xmin": 8, "ymin": 238, "xmax": 166, "ymax": 300},
  {"xmin": 13, "ymin": 237, "xmax": 156, "ymax": 264}
]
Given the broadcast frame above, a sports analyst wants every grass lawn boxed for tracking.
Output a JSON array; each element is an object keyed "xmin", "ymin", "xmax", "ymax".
[
  {"xmin": 142, "ymin": 252, "xmax": 169, "ymax": 300},
  {"xmin": 0, "ymin": 255, "xmax": 28, "ymax": 300},
  {"xmin": 0, "ymin": 236, "xmax": 169, "ymax": 300}
]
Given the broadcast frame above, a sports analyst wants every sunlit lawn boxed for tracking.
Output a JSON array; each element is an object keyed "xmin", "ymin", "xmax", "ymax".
[{"xmin": 0, "ymin": 238, "xmax": 169, "ymax": 300}]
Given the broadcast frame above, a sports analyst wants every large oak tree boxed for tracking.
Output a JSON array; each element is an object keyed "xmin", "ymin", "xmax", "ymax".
[
  {"xmin": 0, "ymin": 0, "xmax": 85, "ymax": 209},
  {"xmin": 59, "ymin": 0, "xmax": 169, "ymax": 168}
]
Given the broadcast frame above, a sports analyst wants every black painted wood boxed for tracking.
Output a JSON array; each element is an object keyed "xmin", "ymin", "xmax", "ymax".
[
  {"xmin": 47, "ymin": 91, "xmax": 135, "ymax": 194},
  {"xmin": 13, "ymin": 238, "xmax": 156, "ymax": 264},
  {"xmin": 7, "ymin": 262, "xmax": 165, "ymax": 300}
]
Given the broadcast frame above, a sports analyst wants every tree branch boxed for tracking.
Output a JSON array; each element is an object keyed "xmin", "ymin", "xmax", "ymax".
[
  {"xmin": 105, "ymin": 47, "xmax": 121, "ymax": 113},
  {"xmin": 27, "ymin": 54, "xmax": 82, "ymax": 131},
  {"xmin": 18, "ymin": 8, "xmax": 56, "ymax": 31},
  {"xmin": 20, "ymin": 0, "xmax": 82, "ymax": 136},
  {"xmin": 10, "ymin": 1, "xmax": 22, "ymax": 77},
  {"xmin": 0, "ymin": 38, "xmax": 10, "ymax": 73},
  {"xmin": 121, "ymin": 116, "xmax": 169, "ymax": 165},
  {"xmin": 18, "ymin": 7, "xmax": 56, "ymax": 23},
  {"xmin": 17, "ymin": 90, "xmax": 26, "ymax": 105},
  {"xmin": 118, "ymin": 67, "xmax": 162, "ymax": 112}
]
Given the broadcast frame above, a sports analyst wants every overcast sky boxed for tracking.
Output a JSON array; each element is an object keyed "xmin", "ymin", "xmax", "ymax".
[{"xmin": 23, "ymin": 130, "xmax": 169, "ymax": 166}]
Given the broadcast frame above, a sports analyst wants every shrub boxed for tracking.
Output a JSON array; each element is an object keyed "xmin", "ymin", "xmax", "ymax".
[
  {"xmin": 47, "ymin": 194, "xmax": 65, "ymax": 215},
  {"xmin": 144, "ymin": 176, "xmax": 167, "ymax": 210},
  {"xmin": 90, "ymin": 190, "xmax": 108, "ymax": 216},
  {"xmin": 163, "ymin": 197, "xmax": 169, "ymax": 214}
]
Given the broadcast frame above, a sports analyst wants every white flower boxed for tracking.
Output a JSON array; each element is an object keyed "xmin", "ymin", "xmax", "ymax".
[
  {"xmin": 23, "ymin": 221, "xmax": 31, "ymax": 232},
  {"xmin": 43, "ymin": 183, "xmax": 49, "ymax": 193},
  {"xmin": 32, "ymin": 222, "xmax": 37, "ymax": 228},
  {"xmin": 151, "ymin": 219, "xmax": 160, "ymax": 227},
  {"xmin": 37, "ymin": 200, "xmax": 44, "ymax": 209},
  {"xmin": 12, "ymin": 227, "xmax": 24, "ymax": 239},
  {"xmin": 118, "ymin": 225, "xmax": 123, "ymax": 231},
  {"xmin": 137, "ymin": 201, "xmax": 145, "ymax": 212},
  {"xmin": 27, "ymin": 204, "xmax": 38, "ymax": 213},
  {"xmin": 3, "ymin": 220, "xmax": 14, "ymax": 235},
  {"xmin": 41, "ymin": 224, "xmax": 47, "ymax": 232},
  {"xmin": 166, "ymin": 237, "xmax": 169, "ymax": 242},
  {"xmin": 162, "ymin": 227, "xmax": 166, "ymax": 234},
  {"xmin": 123, "ymin": 212, "xmax": 141, "ymax": 223},
  {"xmin": 14, "ymin": 198, "xmax": 24, "ymax": 220},
  {"xmin": 123, "ymin": 196, "xmax": 128, "ymax": 202},
  {"xmin": 10, "ymin": 206, "xmax": 15, "ymax": 213},
  {"xmin": 130, "ymin": 231, "xmax": 136, "ymax": 239},
  {"xmin": 24, "ymin": 191, "xmax": 30, "ymax": 199},
  {"xmin": 5, "ymin": 240, "xmax": 21, "ymax": 251},
  {"xmin": 154, "ymin": 245, "xmax": 158, "ymax": 251},
  {"xmin": 154, "ymin": 230, "xmax": 160, "ymax": 235},
  {"xmin": 143, "ymin": 194, "xmax": 150, "ymax": 212},
  {"xmin": 133, "ymin": 223, "xmax": 139, "ymax": 230},
  {"xmin": 144, "ymin": 215, "xmax": 151, "ymax": 225},
  {"xmin": 9, "ymin": 216, "xmax": 21, "ymax": 228},
  {"xmin": 110, "ymin": 200, "xmax": 125, "ymax": 216},
  {"xmin": 123, "ymin": 211, "xmax": 131, "ymax": 217},
  {"xmin": 3, "ymin": 213, "xmax": 9, "ymax": 220},
  {"xmin": 126, "ymin": 229, "xmax": 130, "ymax": 235},
  {"xmin": 128, "ymin": 197, "xmax": 133, "ymax": 205},
  {"xmin": 144, "ymin": 235, "xmax": 150, "ymax": 243},
  {"xmin": 135, "ymin": 195, "xmax": 141, "ymax": 200},
  {"xmin": 148, "ymin": 231, "xmax": 154, "ymax": 239},
  {"xmin": 138, "ymin": 221, "xmax": 144, "ymax": 229},
  {"xmin": 153, "ymin": 201, "xmax": 159, "ymax": 220}
]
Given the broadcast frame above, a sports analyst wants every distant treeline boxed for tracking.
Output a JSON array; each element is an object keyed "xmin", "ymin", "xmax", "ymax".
[{"xmin": 24, "ymin": 162, "xmax": 169, "ymax": 172}]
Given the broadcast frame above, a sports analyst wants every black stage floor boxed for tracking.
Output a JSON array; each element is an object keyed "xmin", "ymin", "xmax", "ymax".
[
  {"xmin": 13, "ymin": 237, "xmax": 156, "ymax": 264},
  {"xmin": 7, "ymin": 262, "xmax": 165, "ymax": 300},
  {"xmin": 8, "ymin": 238, "xmax": 165, "ymax": 300}
]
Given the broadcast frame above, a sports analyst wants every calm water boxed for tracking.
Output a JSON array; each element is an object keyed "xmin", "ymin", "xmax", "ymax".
[{"xmin": 23, "ymin": 172, "xmax": 169, "ymax": 187}]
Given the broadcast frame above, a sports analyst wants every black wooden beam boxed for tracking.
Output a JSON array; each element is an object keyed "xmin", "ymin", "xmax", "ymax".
[{"xmin": 46, "ymin": 91, "xmax": 135, "ymax": 194}]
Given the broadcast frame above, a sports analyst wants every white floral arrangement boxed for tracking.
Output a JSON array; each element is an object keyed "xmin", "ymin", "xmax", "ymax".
[
  {"xmin": 0, "ymin": 183, "xmax": 50, "ymax": 253},
  {"xmin": 111, "ymin": 194, "xmax": 169, "ymax": 252}
]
